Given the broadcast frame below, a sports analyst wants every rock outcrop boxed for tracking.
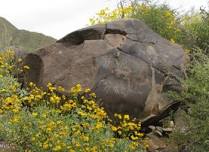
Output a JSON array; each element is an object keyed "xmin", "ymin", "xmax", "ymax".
[{"xmin": 23, "ymin": 19, "xmax": 185, "ymax": 120}]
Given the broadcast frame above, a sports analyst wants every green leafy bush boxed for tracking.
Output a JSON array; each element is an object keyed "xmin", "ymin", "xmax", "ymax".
[
  {"xmin": 0, "ymin": 106, "xmax": 145, "ymax": 152},
  {"xmin": 170, "ymin": 49, "xmax": 209, "ymax": 152},
  {"xmin": 89, "ymin": 2, "xmax": 183, "ymax": 43},
  {"xmin": 131, "ymin": 3, "xmax": 183, "ymax": 43},
  {"xmin": 181, "ymin": 6, "xmax": 209, "ymax": 51}
]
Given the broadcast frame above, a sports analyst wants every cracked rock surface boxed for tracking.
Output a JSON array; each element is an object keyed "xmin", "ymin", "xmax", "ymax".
[{"xmin": 23, "ymin": 19, "xmax": 185, "ymax": 119}]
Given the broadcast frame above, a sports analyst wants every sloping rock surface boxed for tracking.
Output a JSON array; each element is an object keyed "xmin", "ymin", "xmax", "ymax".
[{"xmin": 24, "ymin": 19, "xmax": 185, "ymax": 119}]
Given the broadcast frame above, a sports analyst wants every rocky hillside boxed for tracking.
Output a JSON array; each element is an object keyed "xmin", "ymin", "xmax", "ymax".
[{"xmin": 0, "ymin": 17, "xmax": 56, "ymax": 51}]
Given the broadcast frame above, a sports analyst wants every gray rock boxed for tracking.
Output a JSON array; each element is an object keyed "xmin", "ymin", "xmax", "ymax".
[
  {"xmin": 23, "ymin": 19, "xmax": 185, "ymax": 119},
  {"xmin": 174, "ymin": 109, "xmax": 188, "ymax": 133}
]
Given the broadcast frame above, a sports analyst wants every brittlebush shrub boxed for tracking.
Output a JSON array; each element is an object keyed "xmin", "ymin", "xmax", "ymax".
[
  {"xmin": 131, "ymin": 3, "xmax": 183, "ymax": 43},
  {"xmin": 89, "ymin": 2, "xmax": 183, "ymax": 43},
  {"xmin": 0, "ymin": 50, "xmax": 146, "ymax": 152},
  {"xmin": 89, "ymin": 6, "xmax": 133, "ymax": 25}
]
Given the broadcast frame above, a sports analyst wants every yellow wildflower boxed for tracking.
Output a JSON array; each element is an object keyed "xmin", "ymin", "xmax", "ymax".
[
  {"xmin": 84, "ymin": 88, "xmax": 91, "ymax": 93},
  {"xmin": 52, "ymin": 145, "xmax": 62, "ymax": 151},
  {"xmin": 50, "ymin": 94, "xmax": 61, "ymax": 104},
  {"xmin": 124, "ymin": 114, "xmax": 130, "ymax": 120},
  {"xmin": 43, "ymin": 142, "xmax": 49, "ymax": 150},
  {"xmin": 32, "ymin": 112, "xmax": 38, "ymax": 117}
]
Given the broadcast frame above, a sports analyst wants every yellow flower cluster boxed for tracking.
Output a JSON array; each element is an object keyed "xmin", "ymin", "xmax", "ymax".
[
  {"xmin": 112, "ymin": 113, "xmax": 144, "ymax": 141},
  {"xmin": 1, "ymin": 82, "xmax": 146, "ymax": 151},
  {"xmin": 0, "ymin": 50, "xmax": 15, "ymax": 76},
  {"xmin": 0, "ymin": 95, "xmax": 22, "ymax": 114},
  {"xmin": 89, "ymin": 6, "xmax": 133, "ymax": 25},
  {"xmin": 20, "ymin": 82, "xmax": 108, "ymax": 122},
  {"xmin": 0, "ymin": 49, "xmax": 28, "ymax": 78},
  {"xmin": 79, "ymin": 96, "xmax": 107, "ymax": 121},
  {"xmin": 50, "ymin": 94, "xmax": 61, "ymax": 104},
  {"xmin": 9, "ymin": 106, "xmax": 130, "ymax": 152},
  {"xmin": 61, "ymin": 100, "xmax": 76, "ymax": 112},
  {"xmin": 22, "ymin": 82, "xmax": 46, "ymax": 106},
  {"xmin": 70, "ymin": 84, "xmax": 82, "ymax": 94}
]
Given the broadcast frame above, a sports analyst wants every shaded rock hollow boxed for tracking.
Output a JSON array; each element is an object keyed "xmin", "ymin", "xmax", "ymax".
[{"xmin": 24, "ymin": 19, "xmax": 185, "ymax": 119}]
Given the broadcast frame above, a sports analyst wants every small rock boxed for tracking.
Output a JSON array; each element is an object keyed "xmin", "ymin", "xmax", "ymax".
[
  {"xmin": 162, "ymin": 127, "xmax": 173, "ymax": 132},
  {"xmin": 154, "ymin": 129, "xmax": 163, "ymax": 137},
  {"xmin": 148, "ymin": 125, "xmax": 156, "ymax": 131}
]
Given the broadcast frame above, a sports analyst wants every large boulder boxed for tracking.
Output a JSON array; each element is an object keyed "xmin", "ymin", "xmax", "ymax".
[{"xmin": 23, "ymin": 19, "xmax": 185, "ymax": 119}]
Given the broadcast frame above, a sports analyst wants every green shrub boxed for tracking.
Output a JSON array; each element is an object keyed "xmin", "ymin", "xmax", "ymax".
[
  {"xmin": 89, "ymin": 2, "xmax": 183, "ymax": 43},
  {"xmin": 181, "ymin": 6, "xmax": 209, "ymax": 51},
  {"xmin": 169, "ymin": 49, "xmax": 209, "ymax": 152},
  {"xmin": 131, "ymin": 3, "xmax": 183, "ymax": 43},
  {"xmin": 0, "ymin": 106, "xmax": 145, "ymax": 152}
]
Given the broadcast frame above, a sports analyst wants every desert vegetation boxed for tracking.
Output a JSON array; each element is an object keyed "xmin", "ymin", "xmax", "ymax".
[{"xmin": 0, "ymin": 0, "xmax": 209, "ymax": 151}]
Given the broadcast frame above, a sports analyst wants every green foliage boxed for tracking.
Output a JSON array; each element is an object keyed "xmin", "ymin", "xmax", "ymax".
[
  {"xmin": 89, "ymin": 2, "xmax": 183, "ymax": 43},
  {"xmin": 89, "ymin": 1, "xmax": 209, "ymax": 51},
  {"xmin": 0, "ymin": 2, "xmax": 209, "ymax": 151},
  {"xmin": 89, "ymin": 6, "xmax": 133, "ymax": 25},
  {"xmin": 181, "ymin": 6, "xmax": 209, "ymax": 51},
  {"xmin": 0, "ymin": 106, "xmax": 144, "ymax": 152},
  {"xmin": 170, "ymin": 49, "xmax": 209, "ymax": 152},
  {"xmin": 131, "ymin": 3, "xmax": 183, "ymax": 43},
  {"xmin": 0, "ymin": 76, "xmax": 21, "ymax": 97},
  {"xmin": 0, "ymin": 50, "xmax": 22, "ymax": 98},
  {"xmin": 192, "ymin": 10, "xmax": 209, "ymax": 52}
]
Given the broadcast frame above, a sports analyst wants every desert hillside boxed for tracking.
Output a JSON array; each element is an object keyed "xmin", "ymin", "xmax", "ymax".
[{"xmin": 0, "ymin": 17, "xmax": 56, "ymax": 51}]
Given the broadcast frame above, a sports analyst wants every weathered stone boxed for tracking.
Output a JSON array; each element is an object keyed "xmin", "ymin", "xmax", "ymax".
[
  {"xmin": 173, "ymin": 109, "xmax": 188, "ymax": 133},
  {"xmin": 147, "ymin": 133, "xmax": 179, "ymax": 152},
  {"xmin": 23, "ymin": 19, "xmax": 185, "ymax": 120},
  {"xmin": 146, "ymin": 133, "xmax": 167, "ymax": 152}
]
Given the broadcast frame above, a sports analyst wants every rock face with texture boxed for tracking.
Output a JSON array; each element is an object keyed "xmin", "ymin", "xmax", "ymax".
[{"xmin": 23, "ymin": 19, "xmax": 185, "ymax": 119}]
